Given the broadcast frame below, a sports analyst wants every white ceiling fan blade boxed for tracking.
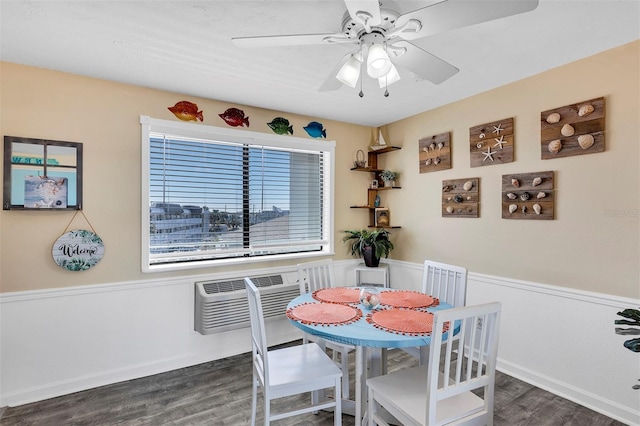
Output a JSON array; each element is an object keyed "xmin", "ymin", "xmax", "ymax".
[
  {"xmin": 319, "ymin": 53, "xmax": 353, "ymax": 92},
  {"xmin": 344, "ymin": 0, "xmax": 382, "ymax": 30},
  {"xmin": 391, "ymin": 41, "xmax": 459, "ymax": 84},
  {"xmin": 395, "ymin": 0, "xmax": 539, "ymax": 41},
  {"xmin": 232, "ymin": 33, "xmax": 354, "ymax": 48}
]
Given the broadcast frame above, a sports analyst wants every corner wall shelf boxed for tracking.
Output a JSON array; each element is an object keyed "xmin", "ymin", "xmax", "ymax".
[{"xmin": 351, "ymin": 146, "xmax": 402, "ymax": 228}]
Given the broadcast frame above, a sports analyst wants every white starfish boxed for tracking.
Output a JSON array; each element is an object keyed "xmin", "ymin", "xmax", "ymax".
[
  {"xmin": 492, "ymin": 123, "xmax": 503, "ymax": 135},
  {"xmin": 493, "ymin": 135, "xmax": 506, "ymax": 149},
  {"xmin": 482, "ymin": 146, "xmax": 497, "ymax": 162}
]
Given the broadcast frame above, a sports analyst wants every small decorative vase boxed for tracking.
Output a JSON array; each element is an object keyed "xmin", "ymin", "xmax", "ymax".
[
  {"xmin": 383, "ymin": 180, "xmax": 393, "ymax": 188},
  {"xmin": 360, "ymin": 287, "xmax": 380, "ymax": 310}
]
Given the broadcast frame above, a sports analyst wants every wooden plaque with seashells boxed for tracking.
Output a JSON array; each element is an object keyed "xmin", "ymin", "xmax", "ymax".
[
  {"xmin": 501, "ymin": 171, "xmax": 554, "ymax": 220},
  {"xmin": 541, "ymin": 97, "xmax": 604, "ymax": 159},
  {"xmin": 442, "ymin": 178, "xmax": 479, "ymax": 218},
  {"xmin": 419, "ymin": 132, "xmax": 451, "ymax": 173},
  {"xmin": 469, "ymin": 117, "xmax": 514, "ymax": 167}
]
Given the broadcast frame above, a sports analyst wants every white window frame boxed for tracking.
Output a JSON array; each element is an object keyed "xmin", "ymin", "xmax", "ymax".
[{"xmin": 140, "ymin": 116, "xmax": 335, "ymax": 273}]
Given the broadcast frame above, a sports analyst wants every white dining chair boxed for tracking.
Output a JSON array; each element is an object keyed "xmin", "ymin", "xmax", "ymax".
[
  {"xmin": 245, "ymin": 277, "xmax": 343, "ymax": 426},
  {"xmin": 297, "ymin": 259, "xmax": 355, "ymax": 398},
  {"xmin": 367, "ymin": 301, "xmax": 502, "ymax": 426},
  {"xmin": 401, "ymin": 260, "xmax": 468, "ymax": 363}
]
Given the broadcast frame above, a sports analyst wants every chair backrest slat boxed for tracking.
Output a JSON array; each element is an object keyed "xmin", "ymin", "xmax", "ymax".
[
  {"xmin": 297, "ymin": 259, "xmax": 336, "ymax": 294},
  {"xmin": 422, "ymin": 260, "xmax": 468, "ymax": 307},
  {"xmin": 245, "ymin": 277, "xmax": 270, "ymax": 387},
  {"xmin": 426, "ymin": 302, "xmax": 502, "ymax": 424}
]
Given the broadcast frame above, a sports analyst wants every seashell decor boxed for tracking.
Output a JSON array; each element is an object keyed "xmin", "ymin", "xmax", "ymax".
[
  {"xmin": 561, "ymin": 124, "xmax": 575, "ymax": 137},
  {"xmin": 463, "ymin": 180, "xmax": 474, "ymax": 191},
  {"xmin": 578, "ymin": 134, "xmax": 595, "ymax": 150},
  {"xmin": 578, "ymin": 104, "xmax": 594, "ymax": 117},
  {"xmin": 511, "ymin": 178, "xmax": 520, "ymax": 188},
  {"xmin": 540, "ymin": 97, "xmax": 604, "ymax": 160},
  {"xmin": 546, "ymin": 112, "xmax": 561, "ymax": 124},
  {"xmin": 446, "ymin": 205, "xmax": 454, "ymax": 214},
  {"xmin": 502, "ymin": 171, "xmax": 554, "ymax": 220},
  {"xmin": 548, "ymin": 139, "xmax": 562, "ymax": 154}
]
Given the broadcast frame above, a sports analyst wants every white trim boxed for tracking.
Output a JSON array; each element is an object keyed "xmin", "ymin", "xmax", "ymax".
[
  {"xmin": 139, "ymin": 116, "xmax": 336, "ymax": 273},
  {"xmin": 2, "ymin": 262, "xmax": 638, "ymax": 425},
  {"xmin": 469, "ymin": 271, "xmax": 639, "ymax": 307}
]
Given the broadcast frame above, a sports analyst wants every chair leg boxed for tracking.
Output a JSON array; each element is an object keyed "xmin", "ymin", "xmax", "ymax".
[
  {"xmin": 250, "ymin": 375, "xmax": 258, "ymax": 426},
  {"xmin": 340, "ymin": 349, "xmax": 350, "ymax": 398},
  {"xmin": 368, "ymin": 387, "xmax": 376, "ymax": 426},
  {"xmin": 334, "ymin": 376, "xmax": 342, "ymax": 426}
]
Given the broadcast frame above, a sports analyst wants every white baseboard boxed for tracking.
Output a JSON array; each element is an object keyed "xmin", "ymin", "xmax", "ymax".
[{"xmin": 1, "ymin": 262, "xmax": 638, "ymax": 425}]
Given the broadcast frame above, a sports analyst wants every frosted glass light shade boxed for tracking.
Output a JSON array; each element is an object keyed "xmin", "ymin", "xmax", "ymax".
[
  {"xmin": 336, "ymin": 55, "xmax": 361, "ymax": 88},
  {"xmin": 366, "ymin": 44, "xmax": 392, "ymax": 78},
  {"xmin": 378, "ymin": 63, "xmax": 401, "ymax": 88}
]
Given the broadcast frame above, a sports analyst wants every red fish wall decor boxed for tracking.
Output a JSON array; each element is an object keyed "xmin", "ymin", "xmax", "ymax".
[
  {"xmin": 219, "ymin": 108, "xmax": 250, "ymax": 127},
  {"xmin": 168, "ymin": 101, "xmax": 203, "ymax": 122}
]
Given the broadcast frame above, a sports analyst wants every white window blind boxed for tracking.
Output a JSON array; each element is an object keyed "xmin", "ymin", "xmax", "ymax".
[{"xmin": 140, "ymin": 116, "xmax": 335, "ymax": 272}]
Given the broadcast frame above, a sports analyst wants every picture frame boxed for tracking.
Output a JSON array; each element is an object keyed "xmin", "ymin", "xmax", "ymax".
[
  {"xmin": 3, "ymin": 136, "xmax": 83, "ymax": 210},
  {"xmin": 374, "ymin": 208, "xmax": 390, "ymax": 227},
  {"xmin": 371, "ymin": 179, "xmax": 379, "ymax": 189}
]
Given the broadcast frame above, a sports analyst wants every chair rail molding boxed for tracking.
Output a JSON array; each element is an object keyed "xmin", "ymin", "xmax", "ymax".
[{"xmin": 1, "ymin": 260, "xmax": 638, "ymax": 425}]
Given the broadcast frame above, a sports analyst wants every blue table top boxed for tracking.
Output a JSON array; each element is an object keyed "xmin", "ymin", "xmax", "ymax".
[{"xmin": 287, "ymin": 290, "xmax": 456, "ymax": 349}]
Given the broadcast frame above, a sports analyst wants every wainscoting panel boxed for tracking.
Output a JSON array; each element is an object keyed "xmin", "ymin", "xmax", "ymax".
[
  {"xmin": 1, "ymin": 261, "xmax": 638, "ymax": 425},
  {"xmin": 467, "ymin": 273, "xmax": 640, "ymax": 425}
]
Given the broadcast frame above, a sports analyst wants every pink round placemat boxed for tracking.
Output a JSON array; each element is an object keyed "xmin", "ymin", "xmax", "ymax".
[
  {"xmin": 366, "ymin": 309, "xmax": 447, "ymax": 336},
  {"xmin": 379, "ymin": 290, "xmax": 438, "ymax": 309},
  {"xmin": 313, "ymin": 287, "xmax": 361, "ymax": 304},
  {"xmin": 287, "ymin": 302, "xmax": 362, "ymax": 326}
]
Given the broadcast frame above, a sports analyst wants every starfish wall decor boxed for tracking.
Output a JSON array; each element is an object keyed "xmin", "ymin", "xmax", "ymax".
[{"xmin": 469, "ymin": 117, "xmax": 514, "ymax": 167}]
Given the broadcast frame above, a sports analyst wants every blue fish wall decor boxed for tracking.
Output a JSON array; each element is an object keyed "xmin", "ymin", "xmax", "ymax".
[{"xmin": 303, "ymin": 121, "xmax": 327, "ymax": 138}]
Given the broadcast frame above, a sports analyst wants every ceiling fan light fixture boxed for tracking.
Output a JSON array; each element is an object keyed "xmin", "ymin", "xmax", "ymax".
[
  {"xmin": 336, "ymin": 54, "xmax": 362, "ymax": 88},
  {"xmin": 378, "ymin": 63, "xmax": 401, "ymax": 88},
  {"xmin": 366, "ymin": 43, "xmax": 392, "ymax": 78}
]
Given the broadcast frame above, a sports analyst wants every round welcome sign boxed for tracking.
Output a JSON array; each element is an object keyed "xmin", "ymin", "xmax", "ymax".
[{"xmin": 52, "ymin": 229, "xmax": 105, "ymax": 271}]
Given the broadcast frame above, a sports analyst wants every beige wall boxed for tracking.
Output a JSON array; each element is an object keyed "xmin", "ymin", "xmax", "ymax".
[
  {"xmin": 384, "ymin": 40, "xmax": 639, "ymax": 298},
  {"xmin": 0, "ymin": 62, "xmax": 371, "ymax": 292},
  {"xmin": 1, "ymin": 40, "xmax": 638, "ymax": 298}
]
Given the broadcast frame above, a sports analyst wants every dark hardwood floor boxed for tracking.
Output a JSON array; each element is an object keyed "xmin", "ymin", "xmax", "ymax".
[{"xmin": 0, "ymin": 342, "xmax": 624, "ymax": 425}]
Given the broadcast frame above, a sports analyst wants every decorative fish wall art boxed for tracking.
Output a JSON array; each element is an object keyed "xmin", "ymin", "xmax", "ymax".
[
  {"xmin": 168, "ymin": 101, "xmax": 203, "ymax": 122},
  {"xmin": 219, "ymin": 108, "xmax": 250, "ymax": 127},
  {"xmin": 268, "ymin": 117, "xmax": 293, "ymax": 135},
  {"xmin": 303, "ymin": 121, "xmax": 326, "ymax": 138}
]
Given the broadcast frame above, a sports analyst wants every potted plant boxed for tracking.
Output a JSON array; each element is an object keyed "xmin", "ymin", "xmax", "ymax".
[
  {"xmin": 342, "ymin": 228, "xmax": 394, "ymax": 267},
  {"xmin": 379, "ymin": 170, "xmax": 397, "ymax": 187}
]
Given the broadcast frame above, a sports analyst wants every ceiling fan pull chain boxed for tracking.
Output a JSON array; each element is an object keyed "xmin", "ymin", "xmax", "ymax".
[{"xmin": 359, "ymin": 65, "xmax": 364, "ymax": 98}]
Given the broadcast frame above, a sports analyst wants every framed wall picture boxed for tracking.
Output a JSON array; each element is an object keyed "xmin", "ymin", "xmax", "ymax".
[
  {"xmin": 371, "ymin": 179, "xmax": 379, "ymax": 189},
  {"xmin": 3, "ymin": 136, "xmax": 83, "ymax": 210},
  {"xmin": 374, "ymin": 208, "xmax": 390, "ymax": 227}
]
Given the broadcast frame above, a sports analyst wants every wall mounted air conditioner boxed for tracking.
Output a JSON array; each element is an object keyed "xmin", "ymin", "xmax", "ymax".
[{"xmin": 195, "ymin": 272, "xmax": 299, "ymax": 335}]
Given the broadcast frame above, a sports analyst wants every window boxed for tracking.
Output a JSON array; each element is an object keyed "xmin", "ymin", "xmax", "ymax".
[{"xmin": 140, "ymin": 116, "xmax": 335, "ymax": 272}]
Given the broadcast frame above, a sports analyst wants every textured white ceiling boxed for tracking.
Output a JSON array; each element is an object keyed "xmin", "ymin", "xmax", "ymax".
[{"xmin": 1, "ymin": 1, "xmax": 638, "ymax": 127}]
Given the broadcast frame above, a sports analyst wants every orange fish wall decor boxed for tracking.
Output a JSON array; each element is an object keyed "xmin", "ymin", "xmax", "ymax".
[{"xmin": 168, "ymin": 101, "xmax": 203, "ymax": 122}]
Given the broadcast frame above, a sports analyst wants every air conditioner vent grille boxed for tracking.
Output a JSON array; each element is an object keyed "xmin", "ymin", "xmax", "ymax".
[
  {"xmin": 201, "ymin": 274, "xmax": 284, "ymax": 294},
  {"xmin": 195, "ymin": 273, "xmax": 297, "ymax": 335}
]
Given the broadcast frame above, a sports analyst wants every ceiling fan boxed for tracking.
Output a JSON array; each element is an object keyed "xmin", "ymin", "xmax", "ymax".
[{"xmin": 232, "ymin": 0, "xmax": 539, "ymax": 96}]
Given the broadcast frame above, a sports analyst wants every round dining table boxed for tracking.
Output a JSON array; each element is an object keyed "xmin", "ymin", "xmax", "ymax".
[{"xmin": 286, "ymin": 287, "xmax": 457, "ymax": 426}]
